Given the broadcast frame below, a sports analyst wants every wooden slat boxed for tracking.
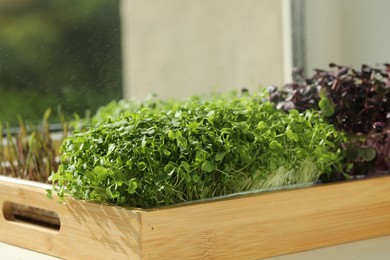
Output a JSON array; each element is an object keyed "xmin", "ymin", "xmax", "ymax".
[
  {"xmin": 0, "ymin": 179, "xmax": 142, "ymax": 259},
  {"xmin": 1, "ymin": 176, "xmax": 390, "ymax": 259},
  {"xmin": 141, "ymin": 176, "xmax": 390, "ymax": 259}
]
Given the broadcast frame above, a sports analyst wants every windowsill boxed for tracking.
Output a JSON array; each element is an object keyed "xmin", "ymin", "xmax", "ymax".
[{"xmin": 1, "ymin": 235, "xmax": 390, "ymax": 259}]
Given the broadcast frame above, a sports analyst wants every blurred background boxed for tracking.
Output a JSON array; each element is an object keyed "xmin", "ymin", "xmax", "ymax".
[
  {"xmin": 1, "ymin": 0, "xmax": 390, "ymax": 126},
  {"xmin": 0, "ymin": 0, "xmax": 122, "ymax": 125}
]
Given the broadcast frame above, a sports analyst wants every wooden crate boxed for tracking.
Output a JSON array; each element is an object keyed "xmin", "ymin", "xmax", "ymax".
[{"xmin": 1, "ymin": 175, "xmax": 390, "ymax": 259}]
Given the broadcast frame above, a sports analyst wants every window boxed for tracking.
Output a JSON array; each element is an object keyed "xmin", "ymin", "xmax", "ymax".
[{"xmin": 0, "ymin": 0, "xmax": 122, "ymax": 126}]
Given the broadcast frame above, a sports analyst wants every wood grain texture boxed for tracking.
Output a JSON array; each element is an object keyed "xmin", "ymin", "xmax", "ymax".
[
  {"xmin": 0, "ymin": 176, "xmax": 142, "ymax": 259},
  {"xmin": 141, "ymin": 176, "xmax": 390, "ymax": 259},
  {"xmin": 1, "ymin": 175, "xmax": 390, "ymax": 259}
]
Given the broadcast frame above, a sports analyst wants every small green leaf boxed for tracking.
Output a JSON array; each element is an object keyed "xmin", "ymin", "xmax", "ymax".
[
  {"xmin": 195, "ymin": 151, "xmax": 208, "ymax": 163},
  {"xmin": 174, "ymin": 130, "xmax": 182, "ymax": 139},
  {"xmin": 168, "ymin": 130, "xmax": 175, "ymax": 140},
  {"xmin": 201, "ymin": 160, "xmax": 215, "ymax": 172},
  {"xmin": 180, "ymin": 161, "xmax": 190, "ymax": 172},
  {"xmin": 164, "ymin": 163, "xmax": 176, "ymax": 176},
  {"xmin": 141, "ymin": 136, "xmax": 147, "ymax": 148},
  {"xmin": 257, "ymin": 121, "xmax": 268, "ymax": 130},
  {"xmin": 359, "ymin": 147, "xmax": 376, "ymax": 161},
  {"xmin": 138, "ymin": 161, "xmax": 147, "ymax": 170},
  {"xmin": 319, "ymin": 97, "xmax": 335, "ymax": 117},
  {"xmin": 108, "ymin": 143, "xmax": 116, "ymax": 154},
  {"xmin": 215, "ymin": 151, "xmax": 227, "ymax": 162},
  {"xmin": 269, "ymin": 140, "xmax": 282, "ymax": 150},
  {"xmin": 319, "ymin": 88, "xmax": 329, "ymax": 99},
  {"xmin": 286, "ymin": 129, "xmax": 298, "ymax": 142},
  {"xmin": 192, "ymin": 174, "xmax": 201, "ymax": 183},
  {"xmin": 93, "ymin": 166, "xmax": 108, "ymax": 181},
  {"xmin": 127, "ymin": 178, "xmax": 138, "ymax": 194},
  {"xmin": 168, "ymin": 130, "xmax": 182, "ymax": 140},
  {"xmin": 189, "ymin": 122, "xmax": 199, "ymax": 131},
  {"xmin": 177, "ymin": 136, "xmax": 188, "ymax": 148}
]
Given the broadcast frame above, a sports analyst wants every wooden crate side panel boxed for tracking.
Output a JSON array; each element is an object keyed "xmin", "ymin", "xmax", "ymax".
[
  {"xmin": 141, "ymin": 176, "xmax": 390, "ymax": 259},
  {"xmin": 0, "ymin": 179, "xmax": 142, "ymax": 260}
]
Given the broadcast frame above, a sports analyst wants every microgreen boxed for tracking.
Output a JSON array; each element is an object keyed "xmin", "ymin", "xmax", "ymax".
[
  {"xmin": 50, "ymin": 93, "xmax": 345, "ymax": 208},
  {"xmin": 269, "ymin": 63, "xmax": 390, "ymax": 177},
  {"xmin": 1, "ymin": 109, "xmax": 66, "ymax": 182}
]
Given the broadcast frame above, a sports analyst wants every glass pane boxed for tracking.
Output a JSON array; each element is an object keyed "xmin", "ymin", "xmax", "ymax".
[
  {"xmin": 0, "ymin": 0, "xmax": 122, "ymax": 127},
  {"xmin": 291, "ymin": 0, "xmax": 390, "ymax": 75}
]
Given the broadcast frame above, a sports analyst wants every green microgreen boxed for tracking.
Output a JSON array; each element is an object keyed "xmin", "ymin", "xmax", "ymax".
[{"xmin": 50, "ymin": 93, "xmax": 346, "ymax": 208}]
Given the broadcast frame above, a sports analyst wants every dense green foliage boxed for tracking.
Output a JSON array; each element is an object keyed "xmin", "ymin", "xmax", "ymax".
[
  {"xmin": 50, "ymin": 93, "xmax": 346, "ymax": 208},
  {"xmin": 0, "ymin": 0, "xmax": 122, "ymax": 125},
  {"xmin": 269, "ymin": 63, "xmax": 390, "ymax": 177},
  {"xmin": 91, "ymin": 95, "xmax": 174, "ymax": 124}
]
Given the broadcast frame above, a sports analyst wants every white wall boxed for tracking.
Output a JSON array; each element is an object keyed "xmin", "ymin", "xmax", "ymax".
[
  {"xmin": 121, "ymin": 0, "xmax": 291, "ymax": 100},
  {"xmin": 304, "ymin": 0, "xmax": 390, "ymax": 73}
]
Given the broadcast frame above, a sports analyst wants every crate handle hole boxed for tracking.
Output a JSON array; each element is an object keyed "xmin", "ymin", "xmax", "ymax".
[{"xmin": 2, "ymin": 201, "xmax": 60, "ymax": 231}]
